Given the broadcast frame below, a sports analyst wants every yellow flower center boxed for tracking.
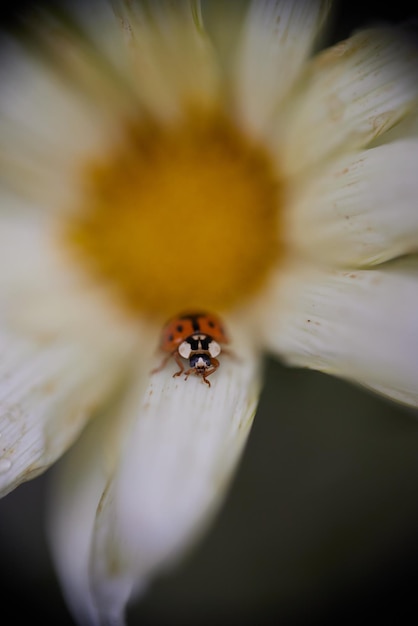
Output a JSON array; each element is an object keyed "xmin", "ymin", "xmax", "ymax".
[{"xmin": 66, "ymin": 110, "xmax": 282, "ymax": 321}]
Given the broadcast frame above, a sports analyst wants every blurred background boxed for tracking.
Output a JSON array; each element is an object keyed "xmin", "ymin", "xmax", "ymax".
[{"xmin": 1, "ymin": 1, "xmax": 418, "ymax": 625}]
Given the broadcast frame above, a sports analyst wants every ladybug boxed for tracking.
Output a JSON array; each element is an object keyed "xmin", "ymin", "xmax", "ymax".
[{"xmin": 152, "ymin": 312, "xmax": 229, "ymax": 387}]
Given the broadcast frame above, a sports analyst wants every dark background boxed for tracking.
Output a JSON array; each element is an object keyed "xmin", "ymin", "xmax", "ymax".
[{"xmin": 1, "ymin": 2, "xmax": 418, "ymax": 625}]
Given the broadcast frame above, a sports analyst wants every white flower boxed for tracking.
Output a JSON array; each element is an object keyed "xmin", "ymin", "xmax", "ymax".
[{"xmin": 1, "ymin": 1, "xmax": 418, "ymax": 624}]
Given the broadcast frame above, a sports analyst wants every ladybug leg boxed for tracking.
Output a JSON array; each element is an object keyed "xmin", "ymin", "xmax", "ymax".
[
  {"xmin": 201, "ymin": 358, "xmax": 220, "ymax": 387},
  {"xmin": 151, "ymin": 352, "xmax": 173, "ymax": 375},
  {"xmin": 183, "ymin": 367, "xmax": 194, "ymax": 381},
  {"xmin": 172, "ymin": 352, "xmax": 185, "ymax": 378},
  {"xmin": 151, "ymin": 351, "xmax": 185, "ymax": 377},
  {"xmin": 183, "ymin": 365, "xmax": 214, "ymax": 385}
]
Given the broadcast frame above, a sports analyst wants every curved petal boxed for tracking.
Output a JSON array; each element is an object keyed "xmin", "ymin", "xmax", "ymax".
[
  {"xmin": 106, "ymin": 0, "xmax": 221, "ymax": 119},
  {"xmin": 256, "ymin": 259, "xmax": 418, "ymax": 407},
  {"xmin": 0, "ymin": 215, "xmax": 140, "ymax": 497},
  {"xmin": 0, "ymin": 1, "xmax": 221, "ymax": 212},
  {"xmin": 285, "ymin": 138, "xmax": 418, "ymax": 266},
  {"xmin": 232, "ymin": 0, "xmax": 331, "ymax": 136},
  {"xmin": 0, "ymin": 33, "xmax": 115, "ymax": 213},
  {"xmin": 0, "ymin": 328, "xmax": 129, "ymax": 500},
  {"xmin": 0, "ymin": 210, "xmax": 139, "ymax": 338},
  {"xmin": 48, "ymin": 324, "xmax": 262, "ymax": 625},
  {"xmin": 46, "ymin": 391, "xmax": 137, "ymax": 626},
  {"xmin": 278, "ymin": 26, "xmax": 418, "ymax": 176},
  {"xmin": 200, "ymin": 0, "xmax": 251, "ymax": 78},
  {"xmin": 369, "ymin": 106, "xmax": 418, "ymax": 146}
]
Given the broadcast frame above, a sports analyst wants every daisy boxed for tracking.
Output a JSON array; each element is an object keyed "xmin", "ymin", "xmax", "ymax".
[{"xmin": 1, "ymin": 0, "xmax": 418, "ymax": 624}]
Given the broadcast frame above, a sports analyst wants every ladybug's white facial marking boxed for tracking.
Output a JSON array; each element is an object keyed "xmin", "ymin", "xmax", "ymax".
[
  {"xmin": 208, "ymin": 340, "xmax": 221, "ymax": 358},
  {"xmin": 178, "ymin": 341, "xmax": 192, "ymax": 359}
]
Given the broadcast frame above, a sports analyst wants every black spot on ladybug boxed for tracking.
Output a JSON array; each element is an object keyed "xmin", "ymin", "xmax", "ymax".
[
  {"xmin": 168, "ymin": 333, "xmax": 174, "ymax": 341},
  {"xmin": 176, "ymin": 324, "xmax": 183, "ymax": 332},
  {"xmin": 191, "ymin": 316, "xmax": 200, "ymax": 332},
  {"xmin": 208, "ymin": 320, "xmax": 215, "ymax": 328}
]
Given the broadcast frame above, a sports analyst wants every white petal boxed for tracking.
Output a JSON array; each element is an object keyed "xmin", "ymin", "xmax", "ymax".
[
  {"xmin": 233, "ymin": 0, "xmax": 331, "ymax": 135},
  {"xmin": 108, "ymin": 0, "xmax": 221, "ymax": 120},
  {"xmin": 200, "ymin": 0, "xmax": 250, "ymax": 78},
  {"xmin": 370, "ymin": 106, "xmax": 418, "ymax": 146},
  {"xmin": 286, "ymin": 139, "xmax": 418, "ymax": 266},
  {"xmin": 0, "ymin": 33, "xmax": 114, "ymax": 213},
  {"xmin": 1, "ymin": 0, "xmax": 221, "ymax": 214},
  {"xmin": 49, "ymin": 324, "xmax": 261, "ymax": 625},
  {"xmin": 47, "ymin": 390, "xmax": 140, "ymax": 626},
  {"xmin": 0, "ymin": 327, "xmax": 129, "ymax": 500},
  {"xmin": 256, "ymin": 260, "xmax": 418, "ymax": 406},
  {"xmin": 0, "ymin": 214, "xmax": 140, "ymax": 497},
  {"xmin": 279, "ymin": 27, "xmax": 418, "ymax": 175},
  {"xmin": 0, "ymin": 211, "xmax": 135, "ymax": 337}
]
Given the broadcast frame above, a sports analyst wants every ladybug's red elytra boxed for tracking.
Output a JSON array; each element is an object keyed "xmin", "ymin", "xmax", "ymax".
[{"xmin": 152, "ymin": 312, "xmax": 229, "ymax": 387}]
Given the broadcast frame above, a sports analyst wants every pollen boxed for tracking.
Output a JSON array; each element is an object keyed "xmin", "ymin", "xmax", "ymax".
[{"xmin": 66, "ymin": 110, "xmax": 282, "ymax": 320}]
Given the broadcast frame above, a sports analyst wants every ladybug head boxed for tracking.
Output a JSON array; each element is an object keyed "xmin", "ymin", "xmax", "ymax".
[
  {"xmin": 178, "ymin": 336, "xmax": 220, "ymax": 375},
  {"xmin": 189, "ymin": 352, "xmax": 212, "ymax": 373}
]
